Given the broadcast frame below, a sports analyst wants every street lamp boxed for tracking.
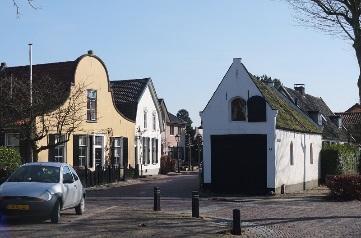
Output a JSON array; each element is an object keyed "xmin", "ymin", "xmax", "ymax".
[
  {"xmin": 175, "ymin": 134, "xmax": 180, "ymax": 173},
  {"xmin": 135, "ymin": 127, "xmax": 143, "ymax": 177}
]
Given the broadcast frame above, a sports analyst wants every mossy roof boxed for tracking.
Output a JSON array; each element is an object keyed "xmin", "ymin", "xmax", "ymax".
[{"xmin": 251, "ymin": 77, "xmax": 322, "ymax": 134}]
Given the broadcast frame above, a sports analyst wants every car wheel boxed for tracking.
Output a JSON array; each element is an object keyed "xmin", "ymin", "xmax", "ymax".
[
  {"xmin": 51, "ymin": 200, "xmax": 61, "ymax": 224},
  {"xmin": 75, "ymin": 197, "xmax": 85, "ymax": 215}
]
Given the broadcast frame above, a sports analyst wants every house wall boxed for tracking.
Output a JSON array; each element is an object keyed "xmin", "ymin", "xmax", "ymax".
[
  {"xmin": 275, "ymin": 129, "xmax": 322, "ymax": 192},
  {"xmin": 201, "ymin": 58, "xmax": 277, "ymax": 189},
  {"xmin": 135, "ymin": 85, "xmax": 162, "ymax": 175},
  {"xmin": 37, "ymin": 55, "xmax": 135, "ymax": 168},
  {"xmin": 165, "ymin": 123, "xmax": 185, "ymax": 154}
]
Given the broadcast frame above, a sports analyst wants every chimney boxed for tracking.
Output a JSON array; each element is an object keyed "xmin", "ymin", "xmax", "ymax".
[
  {"xmin": 265, "ymin": 78, "xmax": 274, "ymax": 87},
  {"xmin": 87, "ymin": 50, "xmax": 94, "ymax": 55},
  {"xmin": 233, "ymin": 58, "xmax": 242, "ymax": 64},
  {"xmin": 330, "ymin": 115, "xmax": 342, "ymax": 128},
  {"xmin": 0, "ymin": 62, "xmax": 6, "ymax": 70},
  {"xmin": 294, "ymin": 84, "xmax": 305, "ymax": 95}
]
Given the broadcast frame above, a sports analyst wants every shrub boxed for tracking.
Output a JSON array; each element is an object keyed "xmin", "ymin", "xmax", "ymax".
[
  {"xmin": 321, "ymin": 144, "xmax": 360, "ymax": 181},
  {"xmin": 326, "ymin": 175, "xmax": 361, "ymax": 201},
  {"xmin": 160, "ymin": 155, "xmax": 176, "ymax": 174},
  {"xmin": 0, "ymin": 146, "xmax": 22, "ymax": 180}
]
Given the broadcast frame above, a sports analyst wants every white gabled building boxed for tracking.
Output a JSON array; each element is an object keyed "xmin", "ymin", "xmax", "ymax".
[
  {"xmin": 200, "ymin": 58, "xmax": 323, "ymax": 194},
  {"xmin": 111, "ymin": 78, "xmax": 163, "ymax": 176}
]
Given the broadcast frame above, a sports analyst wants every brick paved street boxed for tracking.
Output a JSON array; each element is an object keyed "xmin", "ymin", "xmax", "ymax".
[{"xmin": 1, "ymin": 173, "xmax": 361, "ymax": 237}]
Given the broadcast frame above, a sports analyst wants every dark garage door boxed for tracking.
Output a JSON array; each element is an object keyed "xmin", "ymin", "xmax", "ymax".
[{"xmin": 211, "ymin": 134, "xmax": 267, "ymax": 195}]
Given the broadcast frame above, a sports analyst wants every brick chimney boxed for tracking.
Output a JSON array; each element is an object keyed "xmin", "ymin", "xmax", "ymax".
[{"xmin": 294, "ymin": 84, "xmax": 305, "ymax": 95}]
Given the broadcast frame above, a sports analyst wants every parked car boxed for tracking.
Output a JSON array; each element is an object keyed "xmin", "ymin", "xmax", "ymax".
[{"xmin": 0, "ymin": 162, "xmax": 85, "ymax": 223}]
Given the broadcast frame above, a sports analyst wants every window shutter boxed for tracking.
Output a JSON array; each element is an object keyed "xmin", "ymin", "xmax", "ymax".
[
  {"xmin": 48, "ymin": 134, "xmax": 55, "ymax": 162},
  {"xmin": 247, "ymin": 96, "xmax": 266, "ymax": 122},
  {"xmin": 123, "ymin": 137, "xmax": 128, "ymax": 169},
  {"xmin": 88, "ymin": 135, "xmax": 93, "ymax": 168},
  {"xmin": 0, "ymin": 132, "xmax": 5, "ymax": 146},
  {"xmin": 110, "ymin": 137, "xmax": 115, "ymax": 165},
  {"xmin": 73, "ymin": 135, "xmax": 80, "ymax": 167},
  {"xmin": 155, "ymin": 139, "xmax": 158, "ymax": 164}
]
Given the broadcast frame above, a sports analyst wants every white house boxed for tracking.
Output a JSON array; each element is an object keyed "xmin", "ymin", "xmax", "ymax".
[
  {"xmin": 111, "ymin": 78, "xmax": 163, "ymax": 176},
  {"xmin": 200, "ymin": 58, "xmax": 323, "ymax": 194}
]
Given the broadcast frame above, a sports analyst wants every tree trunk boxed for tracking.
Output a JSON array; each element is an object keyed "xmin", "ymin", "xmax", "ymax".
[{"xmin": 353, "ymin": 40, "xmax": 361, "ymax": 103}]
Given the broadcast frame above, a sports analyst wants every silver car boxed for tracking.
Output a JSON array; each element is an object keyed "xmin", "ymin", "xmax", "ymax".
[{"xmin": 0, "ymin": 162, "xmax": 85, "ymax": 223}]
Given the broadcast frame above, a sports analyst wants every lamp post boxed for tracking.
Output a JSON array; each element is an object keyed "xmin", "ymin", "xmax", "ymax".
[
  {"xmin": 136, "ymin": 127, "xmax": 143, "ymax": 177},
  {"xmin": 175, "ymin": 134, "xmax": 180, "ymax": 173}
]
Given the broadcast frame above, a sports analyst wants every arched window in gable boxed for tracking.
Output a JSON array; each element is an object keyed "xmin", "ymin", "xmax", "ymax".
[
  {"xmin": 231, "ymin": 97, "xmax": 246, "ymax": 121},
  {"xmin": 247, "ymin": 96, "xmax": 266, "ymax": 122}
]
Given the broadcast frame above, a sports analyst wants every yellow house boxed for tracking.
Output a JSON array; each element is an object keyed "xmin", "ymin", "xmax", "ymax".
[{"xmin": 1, "ymin": 51, "xmax": 135, "ymax": 170}]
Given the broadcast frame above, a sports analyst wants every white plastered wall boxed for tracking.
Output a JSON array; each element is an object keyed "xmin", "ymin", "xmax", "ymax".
[
  {"xmin": 275, "ymin": 129, "xmax": 322, "ymax": 188},
  {"xmin": 201, "ymin": 58, "xmax": 277, "ymax": 189}
]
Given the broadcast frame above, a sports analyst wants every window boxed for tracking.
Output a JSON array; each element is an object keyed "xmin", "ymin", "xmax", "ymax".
[
  {"xmin": 142, "ymin": 137, "xmax": 150, "ymax": 164},
  {"xmin": 54, "ymin": 135, "xmax": 66, "ymax": 163},
  {"xmin": 78, "ymin": 136, "xmax": 87, "ymax": 167},
  {"xmin": 152, "ymin": 138, "xmax": 157, "ymax": 164},
  {"xmin": 178, "ymin": 127, "xmax": 182, "ymax": 134},
  {"xmin": 170, "ymin": 125, "xmax": 174, "ymax": 135},
  {"xmin": 144, "ymin": 110, "xmax": 148, "ymax": 129},
  {"xmin": 310, "ymin": 143, "xmax": 313, "ymax": 164},
  {"xmin": 5, "ymin": 133, "xmax": 19, "ymax": 152},
  {"xmin": 87, "ymin": 90, "xmax": 97, "ymax": 121},
  {"xmin": 94, "ymin": 136, "xmax": 104, "ymax": 167},
  {"xmin": 152, "ymin": 112, "xmax": 156, "ymax": 131},
  {"xmin": 231, "ymin": 97, "xmax": 246, "ymax": 121},
  {"xmin": 112, "ymin": 137, "xmax": 123, "ymax": 166},
  {"xmin": 290, "ymin": 142, "xmax": 294, "ymax": 166}
]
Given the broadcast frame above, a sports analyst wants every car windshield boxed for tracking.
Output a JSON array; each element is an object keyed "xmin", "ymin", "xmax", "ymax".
[{"xmin": 8, "ymin": 165, "xmax": 60, "ymax": 183}]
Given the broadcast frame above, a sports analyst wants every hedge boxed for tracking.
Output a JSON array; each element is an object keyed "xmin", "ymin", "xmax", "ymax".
[
  {"xmin": 159, "ymin": 155, "xmax": 176, "ymax": 174},
  {"xmin": 321, "ymin": 144, "xmax": 360, "ymax": 180},
  {"xmin": 0, "ymin": 146, "xmax": 22, "ymax": 180},
  {"xmin": 326, "ymin": 175, "xmax": 361, "ymax": 201}
]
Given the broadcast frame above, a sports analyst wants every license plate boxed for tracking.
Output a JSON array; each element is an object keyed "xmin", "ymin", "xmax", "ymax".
[{"xmin": 6, "ymin": 204, "xmax": 30, "ymax": 210}]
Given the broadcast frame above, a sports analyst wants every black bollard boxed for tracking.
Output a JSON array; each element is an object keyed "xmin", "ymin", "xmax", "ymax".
[
  {"xmin": 192, "ymin": 191, "xmax": 199, "ymax": 218},
  {"xmin": 232, "ymin": 209, "xmax": 241, "ymax": 235},
  {"xmin": 153, "ymin": 187, "xmax": 161, "ymax": 211}
]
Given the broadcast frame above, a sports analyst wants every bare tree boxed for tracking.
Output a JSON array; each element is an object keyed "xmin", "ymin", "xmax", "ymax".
[
  {"xmin": 0, "ymin": 73, "xmax": 87, "ymax": 163},
  {"xmin": 287, "ymin": 0, "xmax": 361, "ymax": 102},
  {"xmin": 11, "ymin": 0, "xmax": 38, "ymax": 15}
]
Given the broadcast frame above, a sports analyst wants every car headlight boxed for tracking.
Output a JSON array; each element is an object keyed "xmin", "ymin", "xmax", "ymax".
[{"xmin": 39, "ymin": 191, "xmax": 53, "ymax": 201}]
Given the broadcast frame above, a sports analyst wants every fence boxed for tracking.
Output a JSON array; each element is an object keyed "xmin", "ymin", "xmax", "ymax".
[{"xmin": 75, "ymin": 165, "xmax": 126, "ymax": 188}]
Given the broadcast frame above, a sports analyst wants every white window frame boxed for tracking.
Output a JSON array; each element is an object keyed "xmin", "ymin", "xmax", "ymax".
[
  {"xmin": 78, "ymin": 135, "xmax": 88, "ymax": 167},
  {"xmin": 152, "ymin": 112, "xmax": 156, "ymax": 131},
  {"xmin": 5, "ymin": 133, "xmax": 20, "ymax": 152},
  {"xmin": 87, "ymin": 89, "xmax": 97, "ymax": 122},
  {"xmin": 144, "ymin": 109, "xmax": 148, "ymax": 129},
  {"xmin": 94, "ymin": 135, "xmax": 104, "ymax": 167},
  {"xmin": 54, "ymin": 134, "xmax": 66, "ymax": 163}
]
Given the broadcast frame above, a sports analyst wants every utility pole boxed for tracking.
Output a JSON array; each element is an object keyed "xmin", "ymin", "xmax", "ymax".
[
  {"xmin": 29, "ymin": 43, "xmax": 34, "ymax": 163},
  {"xmin": 188, "ymin": 136, "xmax": 192, "ymax": 171}
]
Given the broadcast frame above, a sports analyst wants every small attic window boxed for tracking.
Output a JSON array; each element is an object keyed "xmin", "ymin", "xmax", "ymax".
[{"xmin": 231, "ymin": 97, "xmax": 246, "ymax": 121}]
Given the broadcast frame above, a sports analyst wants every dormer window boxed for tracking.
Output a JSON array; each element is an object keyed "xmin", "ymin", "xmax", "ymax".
[{"xmin": 231, "ymin": 97, "xmax": 246, "ymax": 121}]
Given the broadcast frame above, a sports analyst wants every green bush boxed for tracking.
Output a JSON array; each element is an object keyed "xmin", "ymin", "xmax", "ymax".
[
  {"xmin": 326, "ymin": 175, "xmax": 361, "ymax": 201},
  {"xmin": 0, "ymin": 146, "xmax": 22, "ymax": 173},
  {"xmin": 321, "ymin": 144, "xmax": 360, "ymax": 180},
  {"xmin": 160, "ymin": 155, "xmax": 176, "ymax": 174}
]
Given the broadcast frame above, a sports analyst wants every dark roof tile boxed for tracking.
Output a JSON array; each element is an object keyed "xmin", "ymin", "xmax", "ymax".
[{"xmin": 110, "ymin": 78, "xmax": 150, "ymax": 121}]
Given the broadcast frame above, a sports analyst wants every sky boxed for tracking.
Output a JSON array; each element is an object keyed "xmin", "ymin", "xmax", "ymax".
[{"xmin": 0, "ymin": 0, "xmax": 358, "ymax": 126}]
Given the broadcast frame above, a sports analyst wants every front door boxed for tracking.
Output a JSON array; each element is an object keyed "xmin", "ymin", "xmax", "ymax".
[{"xmin": 95, "ymin": 148, "xmax": 102, "ymax": 167}]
